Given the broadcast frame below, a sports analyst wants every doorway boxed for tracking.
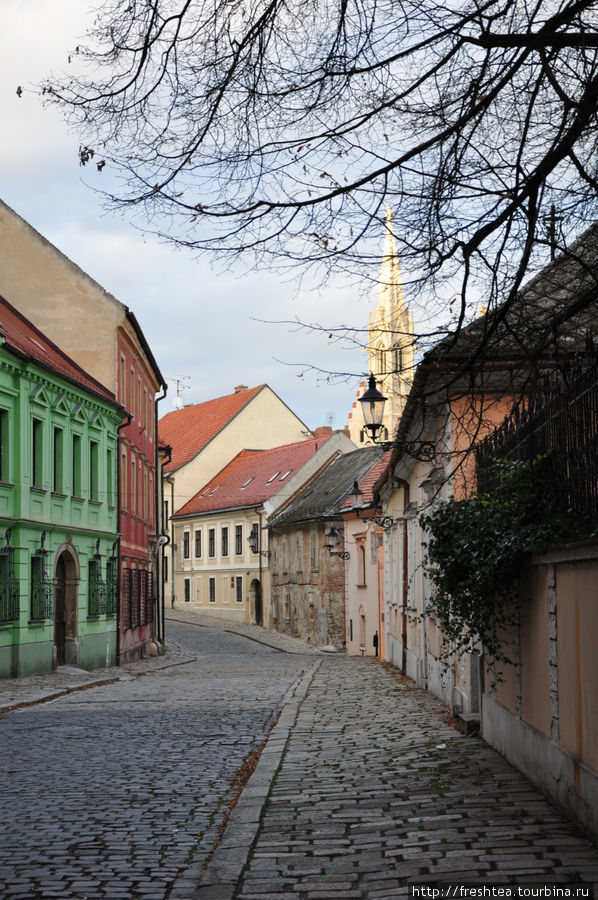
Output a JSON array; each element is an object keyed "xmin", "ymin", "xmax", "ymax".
[
  {"xmin": 251, "ymin": 579, "xmax": 263, "ymax": 625},
  {"xmin": 54, "ymin": 546, "xmax": 79, "ymax": 667}
]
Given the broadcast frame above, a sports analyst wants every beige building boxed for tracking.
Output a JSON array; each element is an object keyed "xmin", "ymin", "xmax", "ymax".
[
  {"xmin": 172, "ymin": 431, "xmax": 354, "ymax": 624},
  {"xmin": 159, "ymin": 384, "xmax": 309, "ymax": 606},
  {"xmin": 348, "ymin": 205, "xmax": 414, "ymax": 443}
]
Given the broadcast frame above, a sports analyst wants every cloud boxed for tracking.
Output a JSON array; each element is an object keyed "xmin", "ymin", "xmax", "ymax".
[{"xmin": 0, "ymin": 0, "xmax": 371, "ymax": 431}]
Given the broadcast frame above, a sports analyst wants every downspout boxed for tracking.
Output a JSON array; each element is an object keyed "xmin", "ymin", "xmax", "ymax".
[
  {"xmin": 393, "ymin": 477, "xmax": 410, "ymax": 675},
  {"xmin": 258, "ymin": 509, "xmax": 263, "ymax": 625},
  {"xmin": 159, "ymin": 445, "xmax": 172, "ymax": 651},
  {"xmin": 154, "ymin": 385, "xmax": 167, "ymax": 648},
  {"xmin": 169, "ymin": 475, "xmax": 176, "ymax": 608},
  {"xmin": 117, "ymin": 412, "xmax": 133, "ymax": 666}
]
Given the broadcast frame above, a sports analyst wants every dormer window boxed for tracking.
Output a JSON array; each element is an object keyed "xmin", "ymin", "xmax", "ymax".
[
  {"xmin": 266, "ymin": 472, "xmax": 280, "ymax": 484},
  {"xmin": 240, "ymin": 476, "xmax": 254, "ymax": 490},
  {"xmin": 279, "ymin": 469, "xmax": 292, "ymax": 481}
]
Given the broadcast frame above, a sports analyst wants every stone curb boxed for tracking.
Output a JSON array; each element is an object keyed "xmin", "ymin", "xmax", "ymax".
[{"xmin": 186, "ymin": 660, "xmax": 322, "ymax": 900}]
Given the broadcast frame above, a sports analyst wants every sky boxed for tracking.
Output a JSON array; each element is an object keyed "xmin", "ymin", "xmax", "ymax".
[{"xmin": 0, "ymin": 0, "xmax": 379, "ymax": 432}]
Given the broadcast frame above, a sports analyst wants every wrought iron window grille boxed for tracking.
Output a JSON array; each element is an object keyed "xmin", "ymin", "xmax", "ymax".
[
  {"xmin": 88, "ymin": 539, "xmax": 107, "ymax": 618},
  {"xmin": 0, "ymin": 528, "xmax": 20, "ymax": 625},
  {"xmin": 30, "ymin": 531, "xmax": 53, "ymax": 622},
  {"xmin": 105, "ymin": 541, "xmax": 118, "ymax": 618}
]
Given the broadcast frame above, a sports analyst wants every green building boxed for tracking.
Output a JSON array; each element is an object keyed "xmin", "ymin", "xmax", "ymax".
[{"xmin": 0, "ymin": 297, "xmax": 123, "ymax": 678}]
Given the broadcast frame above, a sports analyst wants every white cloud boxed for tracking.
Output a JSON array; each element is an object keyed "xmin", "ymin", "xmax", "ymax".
[{"xmin": 0, "ymin": 0, "xmax": 372, "ymax": 431}]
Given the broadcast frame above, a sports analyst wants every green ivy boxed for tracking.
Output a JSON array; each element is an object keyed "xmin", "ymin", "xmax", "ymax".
[{"xmin": 420, "ymin": 456, "xmax": 587, "ymax": 662}]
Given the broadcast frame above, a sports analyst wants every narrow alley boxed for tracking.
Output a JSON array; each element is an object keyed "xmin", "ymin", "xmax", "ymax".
[{"xmin": 1, "ymin": 616, "xmax": 596, "ymax": 900}]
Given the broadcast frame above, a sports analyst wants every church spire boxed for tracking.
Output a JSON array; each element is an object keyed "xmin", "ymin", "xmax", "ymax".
[{"xmin": 346, "ymin": 205, "xmax": 415, "ymax": 445}]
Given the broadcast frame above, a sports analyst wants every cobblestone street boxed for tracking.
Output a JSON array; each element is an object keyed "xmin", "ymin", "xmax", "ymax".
[{"xmin": 1, "ymin": 615, "xmax": 596, "ymax": 899}]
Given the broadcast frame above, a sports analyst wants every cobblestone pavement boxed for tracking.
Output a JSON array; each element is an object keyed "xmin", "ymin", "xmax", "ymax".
[
  {"xmin": 0, "ymin": 619, "xmax": 315, "ymax": 899},
  {"xmin": 1, "ymin": 619, "xmax": 597, "ymax": 900},
  {"xmin": 196, "ymin": 656, "xmax": 598, "ymax": 900}
]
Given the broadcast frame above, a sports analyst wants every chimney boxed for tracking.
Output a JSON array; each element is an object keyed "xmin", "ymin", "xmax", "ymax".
[
  {"xmin": 234, "ymin": 385, "xmax": 248, "ymax": 394},
  {"xmin": 313, "ymin": 426, "xmax": 333, "ymax": 439}
]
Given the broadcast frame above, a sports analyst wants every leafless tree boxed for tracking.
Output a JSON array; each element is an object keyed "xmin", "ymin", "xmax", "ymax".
[{"xmin": 43, "ymin": 0, "xmax": 598, "ymax": 347}]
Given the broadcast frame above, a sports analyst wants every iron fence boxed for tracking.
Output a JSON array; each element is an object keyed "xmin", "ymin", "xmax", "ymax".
[{"xmin": 475, "ymin": 363, "xmax": 598, "ymax": 526}]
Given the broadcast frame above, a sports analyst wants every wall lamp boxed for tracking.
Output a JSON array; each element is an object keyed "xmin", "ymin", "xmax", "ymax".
[
  {"xmin": 359, "ymin": 374, "xmax": 436, "ymax": 461},
  {"xmin": 324, "ymin": 525, "xmax": 350, "ymax": 560},
  {"xmin": 247, "ymin": 525, "xmax": 271, "ymax": 558}
]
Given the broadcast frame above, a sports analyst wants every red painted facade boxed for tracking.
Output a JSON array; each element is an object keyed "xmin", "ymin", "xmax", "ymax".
[{"xmin": 117, "ymin": 328, "xmax": 161, "ymax": 663}]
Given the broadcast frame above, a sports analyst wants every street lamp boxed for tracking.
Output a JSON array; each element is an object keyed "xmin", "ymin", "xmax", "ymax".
[
  {"xmin": 359, "ymin": 373, "xmax": 436, "ymax": 462},
  {"xmin": 324, "ymin": 524, "xmax": 350, "ymax": 560},
  {"xmin": 247, "ymin": 524, "xmax": 271, "ymax": 558}
]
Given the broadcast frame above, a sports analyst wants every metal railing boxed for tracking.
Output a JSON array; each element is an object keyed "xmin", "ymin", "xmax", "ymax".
[{"xmin": 475, "ymin": 363, "xmax": 598, "ymax": 526}]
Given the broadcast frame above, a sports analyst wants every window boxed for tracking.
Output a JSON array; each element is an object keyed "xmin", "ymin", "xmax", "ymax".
[
  {"xmin": 0, "ymin": 537, "xmax": 19, "ymax": 625},
  {"xmin": 130, "ymin": 456, "xmax": 137, "ymax": 513},
  {"xmin": 279, "ymin": 469, "xmax": 292, "ymax": 481},
  {"xmin": 195, "ymin": 530, "xmax": 202, "ymax": 558},
  {"xmin": 209, "ymin": 577, "xmax": 216, "ymax": 602},
  {"xmin": 89, "ymin": 440, "xmax": 99, "ymax": 500},
  {"xmin": 30, "ymin": 552, "xmax": 52, "ymax": 622},
  {"xmin": 53, "ymin": 427, "xmax": 64, "ymax": 492},
  {"xmin": 163, "ymin": 554, "xmax": 168, "ymax": 583},
  {"xmin": 282, "ymin": 538, "xmax": 288, "ymax": 573},
  {"xmin": 121, "ymin": 446, "xmax": 127, "ymax": 509},
  {"xmin": 284, "ymin": 593, "xmax": 290, "ymax": 620},
  {"xmin": 183, "ymin": 531, "xmax": 190, "ymax": 559},
  {"xmin": 359, "ymin": 544, "xmax": 366, "ymax": 586},
  {"xmin": 106, "ymin": 554, "xmax": 117, "ymax": 617},
  {"xmin": 88, "ymin": 557, "xmax": 106, "ymax": 617},
  {"xmin": 310, "ymin": 526, "xmax": 318, "ymax": 569},
  {"xmin": 120, "ymin": 355, "xmax": 126, "ymax": 405},
  {"xmin": 123, "ymin": 568, "xmax": 153, "ymax": 629},
  {"xmin": 130, "ymin": 368, "xmax": 135, "ymax": 419},
  {"xmin": 32, "ymin": 418, "xmax": 43, "ymax": 487},
  {"xmin": 0, "ymin": 409, "xmax": 8, "ymax": 482},
  {"xmin": 272, "ymin": 595, "xmax": 278, "ymax": 621},
  {"xmin": 235, "ymin": 525, "xmax": 243, "ymax": 555},
  {"xmin": 266, "ymin": 471, "xmax": 280, "ymax": 484},
  {"xmin": 294, "ymin": 533, "xmax": 303, "ymax": 572},
  {"xmin": 208, "ymin": 528, "xmax": 215, "ymax": 558},
  {"xmin": 143, "ymin": 386, "xmax": 147, "ymax": 432},
  {"xmin": 221, "ymin": 526, "xmax": 229, "ymax": 557},
  {"xmin": 72, "ymin": 434, "xmax": 82, "ymax": 496},
  {"xmin": 106, "ymin": 449, "xmax": 114, "ymax": 506},
  {"xmin": 184, "ymin": 578, "xmax": 190, "ymax": 602},
  {"xmin": 235, "ymin": 575, "xmax": 243, "ymax": 603}
]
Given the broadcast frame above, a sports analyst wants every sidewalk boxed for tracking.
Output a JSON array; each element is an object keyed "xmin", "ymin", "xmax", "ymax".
[{"xmin": 195, "ymin": 655, "xmax": 598, "ymax": 899}]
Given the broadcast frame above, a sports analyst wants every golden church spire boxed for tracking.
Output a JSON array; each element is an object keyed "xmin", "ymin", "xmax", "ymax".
[{"xmin": 346, "ymin": 205, "xmax": 415, "ymax": 445}]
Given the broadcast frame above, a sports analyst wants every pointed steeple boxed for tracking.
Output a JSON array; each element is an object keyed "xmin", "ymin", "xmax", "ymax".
[{"xmin": 346, "ymin": 206, "xmax": 415, "ymax": 445}]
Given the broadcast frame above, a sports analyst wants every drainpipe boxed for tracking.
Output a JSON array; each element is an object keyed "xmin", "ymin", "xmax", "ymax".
[
  {"xmin": 166, "ymin": 475, "xmax": 176, "ymax": 608},
  {"xmin": 116, "ymin": 412, "xmax": 133, "ymax": 666},
  {"xmin": 258, "ymin": 510, "xmax": 263, "ymax": 625},
  {"xmin": 393, "ymin": 478, "xmax": 410, "ymax": 675},
  {"xmin": 154, "ymin": 385, "xmax": 167, "ymax": 649},
  {"xmin": 159, "ymin": 444, "xmax": 172, "ymax": 650}
]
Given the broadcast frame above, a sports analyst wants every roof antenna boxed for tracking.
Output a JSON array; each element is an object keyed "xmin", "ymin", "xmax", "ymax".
[{"xmin": 168, "ymin": 375, "xmax": 190, "ymax": 409}]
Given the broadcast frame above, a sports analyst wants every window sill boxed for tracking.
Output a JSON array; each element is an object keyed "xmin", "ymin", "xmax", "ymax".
[
  {"xmin": 30, "ymin": 486, "xmax": 47, "ymax": 495},
  {"xmin": 356, "ymin": 583, "xmax": 367, "ymax": 589},
  {"xmin": 51, "ymin": 491, "xmax": 67, "ymax": 499}
]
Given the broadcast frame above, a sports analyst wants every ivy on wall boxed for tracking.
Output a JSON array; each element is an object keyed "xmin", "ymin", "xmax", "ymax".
[{"xmin": 419, "ymin": 457, "xmax": 588, "ymax": 662}]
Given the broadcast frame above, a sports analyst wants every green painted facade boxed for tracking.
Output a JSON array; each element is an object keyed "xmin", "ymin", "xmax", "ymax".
[{"xmin": 0, "ymin": 341, "xmax": 121, "ymax": 678}]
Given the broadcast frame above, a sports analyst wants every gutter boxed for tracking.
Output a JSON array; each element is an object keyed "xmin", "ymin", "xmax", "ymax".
[{"xmin": 154, "ymin": 384, "xmax": 168, "ymax": 649}]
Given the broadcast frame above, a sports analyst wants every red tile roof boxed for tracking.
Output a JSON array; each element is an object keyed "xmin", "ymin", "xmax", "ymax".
[
  {"xmin": 159, "ymin": 385, "xmax": 265, "ymax": 473},
  {"xmin": 0, "ymin": 295, "xmax": 115, "ymax": 403},
  {"xmin": 173, "ymin": 434, "xmax": 333, "ymax": 517}
]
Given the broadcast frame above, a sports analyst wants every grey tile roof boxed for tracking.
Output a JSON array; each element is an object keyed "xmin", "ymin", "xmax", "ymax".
[{"xmin": 268, "ymin": 446, "xmax": 385, "ymax": 527}]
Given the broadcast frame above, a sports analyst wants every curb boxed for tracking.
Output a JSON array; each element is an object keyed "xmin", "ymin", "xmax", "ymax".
[{"xmin": 181, "ymin": 660, "xmax": 321, "ymax": 900}]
